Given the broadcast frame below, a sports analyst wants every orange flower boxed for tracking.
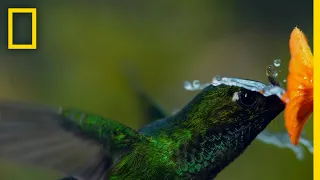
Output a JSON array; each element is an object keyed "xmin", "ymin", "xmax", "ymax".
[{"xmin": 283, "ymin": 27, "xmax": 313, "ymax": 145}]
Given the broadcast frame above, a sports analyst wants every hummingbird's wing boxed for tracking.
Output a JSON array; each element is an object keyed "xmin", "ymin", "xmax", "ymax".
[
  {"xmin": 135, "ymin": 89, "xmax": 167, "ymax": 123},
  {"xmin": 0, "ymin": 101, "xmax": 110, "ymax": 180},
  {"xmin": 123, "ymin": 64, "xmax": 167, "ymax": 124},
  {"xmin": 135, "ymin": 89, "xmax": 171, "ymax": 135}
]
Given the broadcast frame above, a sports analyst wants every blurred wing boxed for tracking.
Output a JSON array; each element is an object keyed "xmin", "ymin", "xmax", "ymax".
[
  {"xmin": 135, "ymin": 89, "xmax": 174, "ymax": 136},
  {"xmin": 122, "ymin": 63, "xmax": 167, "ymax": 123},
  {"xmin": 0, "ymin": 101, "xmax": 110, "ymax": 180},
  {"xmin": 136, "ymin": 90, "xmax": 167, "ymax": 123}
]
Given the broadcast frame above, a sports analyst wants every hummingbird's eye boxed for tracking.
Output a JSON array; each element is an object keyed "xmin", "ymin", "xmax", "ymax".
[{"xmin": 239, "ymin": 90, "xmax": 257, "ymax": 107}]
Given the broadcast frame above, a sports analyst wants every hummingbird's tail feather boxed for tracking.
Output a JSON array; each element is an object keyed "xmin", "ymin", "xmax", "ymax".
[{"xmin": 0, "ymin": 101, "xmax": 111, "ymax": 179}]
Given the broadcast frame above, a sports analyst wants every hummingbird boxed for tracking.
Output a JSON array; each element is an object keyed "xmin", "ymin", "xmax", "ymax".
[{"xmin": 0, "ymin": 77, "xmax": 285, "ymax": 180}]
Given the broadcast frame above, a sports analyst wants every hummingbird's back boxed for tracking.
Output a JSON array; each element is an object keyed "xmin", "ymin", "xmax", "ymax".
[{"xmin": 106, "ymin": 136, "xmax": 180, "ymax": 179}]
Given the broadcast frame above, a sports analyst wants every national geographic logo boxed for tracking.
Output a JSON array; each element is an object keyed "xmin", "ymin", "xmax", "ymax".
[{"xmin": 7, "ymin": 8, "xmax": 37, "ymax": 50}]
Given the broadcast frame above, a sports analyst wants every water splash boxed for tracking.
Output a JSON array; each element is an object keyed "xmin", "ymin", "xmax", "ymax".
[
  {"xmin": 266, "ymin": 65, "xmax": 278, "ymax": 78},
  {"xmin": 184, "ymin": 80, "xmax": 211, "ymax": 91},
  {"xmin": 212, "ymin": 76, "xmax": 286, "ymax": 100},
  {"xmin": 266, "ymin": 59, "xmax": 288, "ymax": 86}
]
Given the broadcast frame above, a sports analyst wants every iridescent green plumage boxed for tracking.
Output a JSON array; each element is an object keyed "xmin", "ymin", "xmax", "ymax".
[
  {"xmin": 107, "ymin": 84, "xmax": 285, "ymax": 179},
  {"xmin": 0, "ymin": 80, "xmax": 285, "ymax": 180}
]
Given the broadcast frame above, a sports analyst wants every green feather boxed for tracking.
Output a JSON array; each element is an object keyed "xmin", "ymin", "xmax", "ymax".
[
  {"xmin": 108, "ymin": 84, "xmax": 284, "ymax": 179},
  {"xmin": 0, "ymin": 80, "xmax": 285, "ymax": 180}
]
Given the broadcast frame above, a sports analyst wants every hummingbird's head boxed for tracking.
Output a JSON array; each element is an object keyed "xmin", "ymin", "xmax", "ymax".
[
  {"xmin": 165, "ymin": 77, "xmax": 286, "ymax": 179},
  {"xmin": 181, "ymin": 77, "xmax": 285, "ymax": 134}
]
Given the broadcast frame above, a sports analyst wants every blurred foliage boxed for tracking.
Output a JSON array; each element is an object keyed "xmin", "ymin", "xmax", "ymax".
[{"xmin": 0, "ymin": 0, "xmax": 313, "ymax": 179}]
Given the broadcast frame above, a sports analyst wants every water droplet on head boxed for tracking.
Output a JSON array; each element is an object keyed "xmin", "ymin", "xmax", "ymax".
[
  {"xmin": 266, "ymin": 65, "xmax": 274, "ymax": 75},
  {"xmin": 214, "ymin": 75, "xmax": 222, "ymax": 81},
  {"xmin": 184, "ymin": 80, "xmax": 209, "ymax": 91},
  {"xmin": 265, "ymin": 59, "xmax": 285, "ymax": 87},
  {"xmin": 274, "ymin": 59, "xmax": 281, "ymax": 67},
  {"xmin": 274, "ymin": 71, "xmax": 278, "ymax": 77},
  {"xmin": 192, "ymin": 80, "xmax": 200, "ymax": 89},
  {"xmin": 266, "ymin": 65, "xmax": 278, "ymax": 78},
  {"xmin": 184, "ymin": 81, "xmax": 192, "ymax": 90}
]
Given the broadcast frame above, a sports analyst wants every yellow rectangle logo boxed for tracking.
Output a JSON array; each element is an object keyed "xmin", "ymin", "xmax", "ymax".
[{"xmin": 8, "ymin": 8, "xmax": 37, "ymax": 49}]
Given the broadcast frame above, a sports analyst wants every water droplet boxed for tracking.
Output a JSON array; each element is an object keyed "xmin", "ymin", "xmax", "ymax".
[
  {"xmin": 185, "ymin": 80, "xmax": 212, "ymax": 91},
  {"xmin": 266, "ymin": 65, "xmax": 278, "ymax": 78},
  {"xmin": 266, "ymin": 65, "xmax": 273, "ymax": 75},
  {"xmin": 274, "ymin": 59, "xmax": 281, "ymax": 67},
  {"xmin": 184, "ymin": 81, "xmax": 192, "ymax": 90},
  {"xmin": 193, "ymin": 80, "xmax": 200, "ymax": 89},
  {"xmin": 283, "ymin": 79, "xmax": 287, "ymax": 83},
  {"xmin": 214, "ymin": 75, "xmax": 222, "ymax": 81}
]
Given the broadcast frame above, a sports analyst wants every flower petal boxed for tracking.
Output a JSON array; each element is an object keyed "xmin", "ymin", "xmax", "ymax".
[{"xmin": 284, "ymin": 27, "xmax": 313, "ymax": 145}]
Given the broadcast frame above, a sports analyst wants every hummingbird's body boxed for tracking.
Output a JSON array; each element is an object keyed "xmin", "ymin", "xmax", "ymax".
[{"xmin": 0, "ymin": 79, "xmax": 285, "ymax": 180}]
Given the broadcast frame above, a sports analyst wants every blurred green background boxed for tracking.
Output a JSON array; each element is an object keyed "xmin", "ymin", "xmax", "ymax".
[{"xmin": 0, "ymin": 0, "xmax": 313, "ymax": 179}]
